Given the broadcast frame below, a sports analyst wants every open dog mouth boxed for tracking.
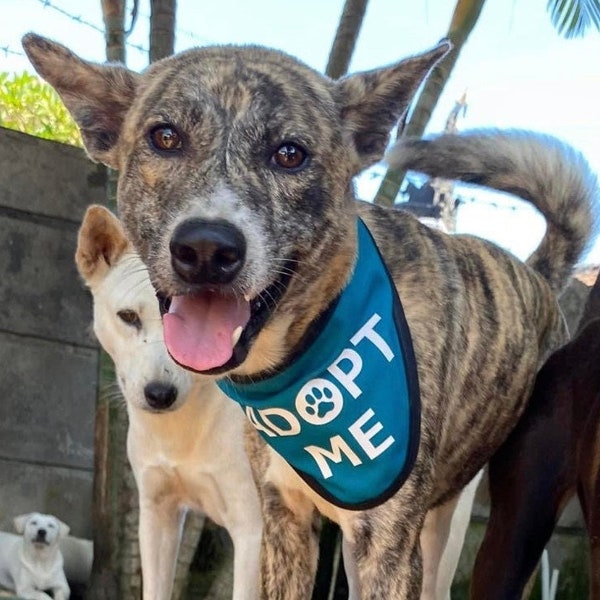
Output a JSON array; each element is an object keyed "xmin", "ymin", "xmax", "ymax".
[
  {"xmin": 32, "ymin": 537, "xmax": 50, "ymax": 546},
  {"xmin": 158, "ymin": 263, "xmax": 295, "ymax": 375}
]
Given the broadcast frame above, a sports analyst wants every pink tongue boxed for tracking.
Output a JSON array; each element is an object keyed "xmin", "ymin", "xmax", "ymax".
[{"xmin": 163, "ymin": 292, "xmax": 251, "ymax": 372}]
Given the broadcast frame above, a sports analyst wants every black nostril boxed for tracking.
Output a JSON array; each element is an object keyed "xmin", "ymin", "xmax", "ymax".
[
  {"xmin": 172, "ymin": 244, "xmax": 197, "ymax": 265},
  {"xmin": 38, "ymin": 529, "xmax": 46, "ymax": 537},
  {"xmin": 144, "ymin": 382, "xmax": 178, "ymax": 410},
  {"xmin": 169, "ymin": 218, "xmax": 246, "ymax": 285}
]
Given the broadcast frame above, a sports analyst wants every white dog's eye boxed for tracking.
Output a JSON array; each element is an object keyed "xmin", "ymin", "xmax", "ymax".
[
  {"xmin": 117, "ymin": 309, "xmax": 142, "ymax": 330},
  {"xmin": 47, "ymin": 522, "xmax": 55, "ymax": 529}
]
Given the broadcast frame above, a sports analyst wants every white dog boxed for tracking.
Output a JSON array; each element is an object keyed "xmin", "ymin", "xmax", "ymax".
[
  {"xmin": 0, "ymin": 512, "xmax": 70, "ymax": 600},
  {"xmin": 75, "ymin": 205, "xmax": 263, "ymax": 600},
  {"xmin": 75, "ymin": 204, "xmax": 482, "ymax": 599}
]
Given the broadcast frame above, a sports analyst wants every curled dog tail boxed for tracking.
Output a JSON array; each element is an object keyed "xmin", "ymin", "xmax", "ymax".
[{"xmin": 387, "ymin": 130, "xmax": 599, "ymax": 293}]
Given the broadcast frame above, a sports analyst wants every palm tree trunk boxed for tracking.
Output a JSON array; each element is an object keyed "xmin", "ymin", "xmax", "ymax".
[
  {"xmin": 101, "ymin": 0, "xmax": 126, "ymax": 63},
  {"xmin": 150, "ymin": 0, "xmax": 177, "ymax": 62},
  {"xmin": 374, "ymin": 0, "xmax": 486, "ymax": 206},
  {"xmin": 100, "ymin": 0, "xmax": 126, "ymax": 210},
  {"xmin": 85, "ymin": 4, "xmax": 131, "ymax": 600},
  {"xmin": 325, "ymin": 0, "xmax": 370, "ymax": 78}
]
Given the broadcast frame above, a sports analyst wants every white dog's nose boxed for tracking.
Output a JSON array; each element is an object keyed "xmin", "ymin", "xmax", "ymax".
[
  {"xmin": 35, "ymin": 528, "xmax": 47, "ymax": 540},
  {"xmin": 144, "ymin": 381, "xmax": 178, "ymax": 410}
]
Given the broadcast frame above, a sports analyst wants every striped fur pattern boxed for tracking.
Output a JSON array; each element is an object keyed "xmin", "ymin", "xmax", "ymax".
[{"xmin": 22, "ymin": 33, "xmax": 599, "ymax": 599}]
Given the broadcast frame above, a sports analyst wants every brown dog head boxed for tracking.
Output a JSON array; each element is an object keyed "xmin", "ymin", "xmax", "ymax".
[{"xmin": 23, "ymin": 34, "xmax": 448, "ymax": 377}]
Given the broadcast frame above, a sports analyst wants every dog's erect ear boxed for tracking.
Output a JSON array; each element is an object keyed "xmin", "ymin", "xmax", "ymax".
[
  {"xmin": 22, "ymin": 33, "xmax": 139, "ymax": 169},
  {"xmin": 14, "ymin": 513, "xmax": 33, "ymax": 534},
  {"xmin": 335, "ymin": 40, "xmax": 451, "ymax": 170},
  {"xmin": 76, "ymin": 204, "xmax": 130, "ymax": 285}
]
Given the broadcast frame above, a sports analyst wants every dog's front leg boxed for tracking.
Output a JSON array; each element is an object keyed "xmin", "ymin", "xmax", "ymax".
[
  {"xmin": 342, "ymin": 535, "xmax": 362, "ymax": 600},
  {"xmin": 228, "ymin": 525, "xmax": 262, "ymax": 600},
  {"xmin": 419, "ymin": 495, "xmax": 460, "ymax": 600},
  {"xmin": 224, "ymin": 510, "xmax": 262, "ymax": 600},
  {"xmin": 138, "ymin": 494, "xmax": 184, "ymax": 600},
  {"xmin": 350, "ymin": 494, "xmax": 427, "ymax": 600},
  {"xmin": 260, "ymin": 481, "xmax": 321, "ymax": 600},
  {"xmin": 50, "ymin": 575, "xmax": 70, "ymax": 600},
  {"xmin": 14, "ymin": 586, "xmax": 53, "ymax": 600},
  {"xmin": 51, "ymin": 585, "xmax": 70, "ymax": 600},
  {"xmin": 244, "ymin": 425, "xmax": 320, "ymax": 599}
]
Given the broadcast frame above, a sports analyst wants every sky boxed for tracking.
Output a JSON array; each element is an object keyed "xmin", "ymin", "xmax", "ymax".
[{"xmin": 1, "ymin": 0, "xmax": 600, "ymax": 263}]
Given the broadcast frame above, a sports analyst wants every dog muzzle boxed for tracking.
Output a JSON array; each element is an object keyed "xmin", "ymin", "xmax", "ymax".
[{"xmin": 218, "ymin": 219, "xmax": 420, "ymax": 510}]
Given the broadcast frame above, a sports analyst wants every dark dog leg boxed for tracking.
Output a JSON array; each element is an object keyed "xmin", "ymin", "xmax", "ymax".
[
  {"xmin": 577, "ymin": 408, "xmax": 600, "ymax": 599},
  {"xmin": 470, "ymin": 354, "xmax": 578, "ymax": 600},
  {"xmin": 472, "ymin": 315, "xmax": 600, "ymax": 600},
  {"xmin": 583, "ymin": 472, "xmax": 600, "ymax": 599}
]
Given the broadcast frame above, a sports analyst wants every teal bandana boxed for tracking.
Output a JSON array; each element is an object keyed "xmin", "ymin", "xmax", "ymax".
[{"xmin": 217, "ymin": 219, "xmax": 420, "ymax": 510}]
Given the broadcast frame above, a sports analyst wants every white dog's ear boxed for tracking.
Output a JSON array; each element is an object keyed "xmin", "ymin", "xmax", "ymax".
[
  {"xmin": 14, "ymin": 513, "xmax": 33, "ymax": 534},
  {"xmin": 56, "ymin": 519, "xmax": 70, "ymax": 538},
  {"xmin": 335, "ymin": 40, "xmax": 451, "ymax": 171},
  {"xmin": 76, "ymin": 204, "xmax": 131, "ymax": 286}
]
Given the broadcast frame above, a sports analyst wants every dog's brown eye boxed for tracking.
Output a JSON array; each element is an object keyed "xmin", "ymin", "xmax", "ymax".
[
  {"xmin": 149, "ymin": 125, "xmax": 182, "ymax": 152},
  {"xmin": 117, "ymin": 309, "xmax": 142, "ymax": 330},
  {"xmin": 272, "ymin": 143, "xmax": 307, "ymax": 170}
]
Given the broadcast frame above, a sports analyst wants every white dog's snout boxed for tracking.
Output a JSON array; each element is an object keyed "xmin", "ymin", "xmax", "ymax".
[{"xmin": 144, "ymin": 380, "xmax": 179, "ymax": 411}]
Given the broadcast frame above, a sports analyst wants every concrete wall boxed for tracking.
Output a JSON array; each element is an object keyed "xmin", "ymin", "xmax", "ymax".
[{"xmin": 0, "ymin": 127, "xmax": 105, "ymax": 538}]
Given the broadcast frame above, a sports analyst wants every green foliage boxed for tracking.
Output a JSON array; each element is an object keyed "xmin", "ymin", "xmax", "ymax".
[
  {"xmin": 0, "ymin": 71, "xmax": 81, "ymax": 146},
  {"xmin": 547, "ymin": 0, "xmax": 600, "ymax": 38}
]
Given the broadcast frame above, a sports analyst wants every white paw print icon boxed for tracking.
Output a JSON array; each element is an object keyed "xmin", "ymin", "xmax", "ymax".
[{"xmin": 295, "ymin": 378, "xmax": 344, "ymax": 425}]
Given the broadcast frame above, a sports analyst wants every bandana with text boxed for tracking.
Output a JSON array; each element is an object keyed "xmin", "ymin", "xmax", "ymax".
[{"xmin": 217, "ymin": 219, "xmax": 420, "ymax": 510}]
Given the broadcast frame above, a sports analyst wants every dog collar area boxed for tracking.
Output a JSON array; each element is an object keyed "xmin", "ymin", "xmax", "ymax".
[{"xmin": 217, "ymin": 218, "xmax": 420, "ymax": 510}]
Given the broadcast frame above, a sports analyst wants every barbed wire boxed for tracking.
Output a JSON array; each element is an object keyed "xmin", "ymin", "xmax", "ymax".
[
  {"xmin": 37, "ymin": 0, "xmax": 104, "ymax": 33},
  {"xmin": 135, "ymin": 8, "xmax": 216, "ymax": 47},
  {"xmin": 0, "ymin": 45, "xmax": 27, "ymax": 58},
  {"xmin": 4, "ymin": 0, "xmax": 221, "ymax": 67},
  {"xmin": 36, "ymin": 0, "xmax": 149, "ymax": 55},
  {"xmin": 36, "ymin": 0, "xmax": 216, "ymax": 53}
]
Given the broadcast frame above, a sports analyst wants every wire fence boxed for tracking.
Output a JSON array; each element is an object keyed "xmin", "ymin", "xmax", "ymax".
[{"xmin": 0, "ymin": 0, "xmax": 219, "ymax": 63}]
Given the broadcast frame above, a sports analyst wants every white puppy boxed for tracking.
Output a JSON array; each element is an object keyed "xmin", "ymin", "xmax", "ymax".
[
  {"xmin": 75, "ymin": 205, "xmax": 263, "ymax": 600},
  {"xmin": 0, "ymin": 512, "xmax": 70, "ymax": 600}
]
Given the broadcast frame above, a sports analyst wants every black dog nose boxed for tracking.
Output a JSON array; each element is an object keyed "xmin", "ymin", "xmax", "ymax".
[
  {"xmin": 144, "ymin": 382, "xmax": 178, "ymax": 410},
  {"xmin": 37, "ymin": 529, "xmax": 46, "ymax": 538},
  {"xmin": 170, "ymin": 218, "xmax": 246, "ymax": 285}
]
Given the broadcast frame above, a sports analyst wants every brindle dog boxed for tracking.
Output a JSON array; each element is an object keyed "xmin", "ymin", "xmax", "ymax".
[{"xmin": 23, "ymin": 33, "xmax": 598, "ymax": 599}]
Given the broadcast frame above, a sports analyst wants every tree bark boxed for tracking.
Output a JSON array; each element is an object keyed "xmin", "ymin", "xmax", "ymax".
[
  {"xmin": 150, "ymin": 0, "xmax": 177, "ymax": 62},
  {"xmin": 374, "ymin": 0, "xmax": 486, "ymax": 206},
  {"xmin": 85, "ymin": 361, "xmax": 130, "ymax": 599},
  {"xmin": 101, "ymin": 0, "xmax": 126, "ymax": 63},
  {"xmin": 85, "ymin": 4, "xmax": 128, "ymax": 600},
  {"xmin": 325, "ymin": 0, "xmax": 369, "ymax": 79}
]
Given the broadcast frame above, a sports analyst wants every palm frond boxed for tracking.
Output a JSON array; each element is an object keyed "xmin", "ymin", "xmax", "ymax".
[{"xmin": 547, "ymin": 0, "xmax": 600, "ymax": 38}]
